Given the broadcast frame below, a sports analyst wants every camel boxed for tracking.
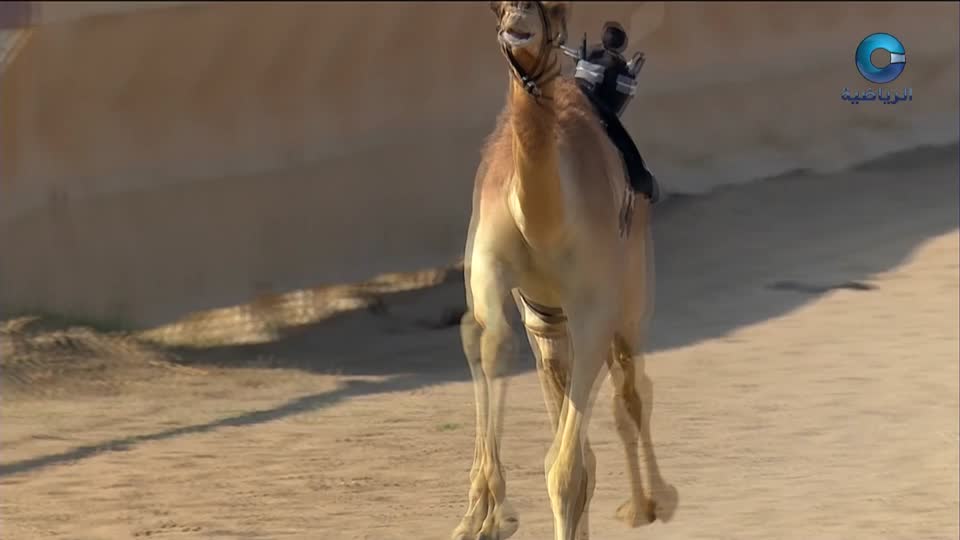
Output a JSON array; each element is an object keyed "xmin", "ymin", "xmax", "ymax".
[{"xmin": 452, "ymin": 2, "xmax": 676, "ymax": 539}]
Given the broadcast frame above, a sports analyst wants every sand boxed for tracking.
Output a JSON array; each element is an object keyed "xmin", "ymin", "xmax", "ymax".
[{"xmin": 1, "ymin": 145, "xmax": 958, "ymax": 539}]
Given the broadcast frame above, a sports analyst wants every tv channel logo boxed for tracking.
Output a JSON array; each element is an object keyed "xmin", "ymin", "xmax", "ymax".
[
  {"xmin": 856, "ymin": 33, "xmax": 906, "ymax": 84},
  {"xmin": 842, "ymin": 32, "xmax": 913, "ymax": 105}
]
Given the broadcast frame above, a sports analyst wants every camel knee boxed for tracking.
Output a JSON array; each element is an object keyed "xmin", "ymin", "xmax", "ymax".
[
  {"xmin": 548, "ymin": 465, "xmax": 585, "ymax": 514},
  {"xmin": 460, "ymin": 311, "xmax": 483, "ymax": 361},
  {"xmin": 613, "ymin": 392, "xmax": 641, "ymax": 442},
  {"xmin": 463, "ymin": 306, "xmax": 513, "ymax": 376},
  {"xmin": 608, "ymin": 367, "xmax": 638, "ymax": 438},
  {"xmin": 547, "ymin": 444, "xmax": 590, "ymax": 527},
  {"xmin": 610, "ymin": 338, "xmax": 647, "ymax": 434},
  {"xmin": 480, "ymin": 324, "xmax": 513, "ymax": 378}
]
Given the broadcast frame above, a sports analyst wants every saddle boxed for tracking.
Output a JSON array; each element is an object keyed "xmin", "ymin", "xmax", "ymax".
[{"xmin": 566, "ymin": 22, "xmax": 660, "ymax": 205}]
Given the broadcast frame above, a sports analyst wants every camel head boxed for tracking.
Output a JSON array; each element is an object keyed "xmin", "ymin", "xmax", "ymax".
[{"xmin": 490, "ymin": 1, "xmax": 570, "ymax": 72}]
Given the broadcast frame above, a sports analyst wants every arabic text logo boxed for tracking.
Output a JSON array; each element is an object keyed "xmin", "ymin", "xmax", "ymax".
[{"xmin": 855, "ymin": 33, "xmax": 906, "ymax": 84}]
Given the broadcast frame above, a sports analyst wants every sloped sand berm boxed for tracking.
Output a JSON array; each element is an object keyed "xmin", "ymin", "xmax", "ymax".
[{"xmin": 1, "ymin": 2, "xmax": 958, "ymax": 326}]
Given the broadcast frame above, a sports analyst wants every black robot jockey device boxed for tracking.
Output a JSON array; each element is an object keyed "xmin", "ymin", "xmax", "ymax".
[{"xmin": 560, "ymin": 21, "xmax": 660, "ymax": 208}]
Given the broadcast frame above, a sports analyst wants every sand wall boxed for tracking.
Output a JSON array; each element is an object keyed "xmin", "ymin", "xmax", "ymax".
[{"xmin": 1, "ymin": 2, "xmax": 958, "ymax": 326}]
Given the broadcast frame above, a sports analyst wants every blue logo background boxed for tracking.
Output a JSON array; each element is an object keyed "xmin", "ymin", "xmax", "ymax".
[{"xmin": 855, "ymin": 33, "xmax": 906, "ymax": 84}]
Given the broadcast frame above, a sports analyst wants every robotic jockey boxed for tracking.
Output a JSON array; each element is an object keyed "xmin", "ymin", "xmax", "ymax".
[{"xmin": 563, "ymin": 22, "xmax": 660, "ymax": 206}]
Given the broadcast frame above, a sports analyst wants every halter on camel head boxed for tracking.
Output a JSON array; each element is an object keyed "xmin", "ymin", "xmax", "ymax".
[
  {"xmin": 491, "ymin": 1, "xmax": 567, "ymax": 102},
  {"xmin": 490, "ymin": 2, "xmax": 660, "ymax": 219}
]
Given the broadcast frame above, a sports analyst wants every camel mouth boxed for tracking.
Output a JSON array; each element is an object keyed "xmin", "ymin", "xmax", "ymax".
[{"xmin": 500, "ymin": 28, "xmax": 534, "ymax": 47}]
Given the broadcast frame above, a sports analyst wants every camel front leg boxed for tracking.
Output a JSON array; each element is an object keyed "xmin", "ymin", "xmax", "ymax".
[
  {"xmin": 453, "ymin": 262, "xmax": 519, "ymax": 540},
  {"xmin": 546, "ymin": 302, "xmax": 613, "ymax": 540},
  {"xmin": 454, "ymin": 311, "xmax": 492, "ymax": 537}
]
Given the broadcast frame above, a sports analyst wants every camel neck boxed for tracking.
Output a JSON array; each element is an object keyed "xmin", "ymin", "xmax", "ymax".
[
  {"xmin": 507, "ymin": 76, "xmax": 565, "ymax": 246},
  {"xmin": 508, "ymin": 74, "xmax": 558, "ymax": 136}
]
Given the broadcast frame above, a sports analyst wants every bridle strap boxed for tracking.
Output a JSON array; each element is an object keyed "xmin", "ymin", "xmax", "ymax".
[{"xmin": 496, "ymin": 1, "xmax": 562, "ymax": 102}]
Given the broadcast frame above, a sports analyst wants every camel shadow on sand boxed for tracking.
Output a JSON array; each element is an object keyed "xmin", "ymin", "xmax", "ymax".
[{"xmin": 160, "ymin": 144, "xmax": 959, "ymax": 373}]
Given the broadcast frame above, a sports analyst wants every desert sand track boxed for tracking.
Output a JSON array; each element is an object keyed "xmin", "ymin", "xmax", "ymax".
[{"xmin": 2, "ymin": 146, "xmax": 957, "ymax": 540}]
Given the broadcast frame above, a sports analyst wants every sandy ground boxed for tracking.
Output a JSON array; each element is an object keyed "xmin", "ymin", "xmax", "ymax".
[{"xmin": 1, "ymin": 145, "xmax": 958, "ymax": 539}]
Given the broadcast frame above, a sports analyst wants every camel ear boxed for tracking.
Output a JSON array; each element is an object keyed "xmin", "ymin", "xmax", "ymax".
[
  {"xmin": 543, "ymin": 1, "xmax": 570, "ymax": 23},
  {"xmin": 543, "ymin": 2, "xmax": 570, "ymax": 44}
]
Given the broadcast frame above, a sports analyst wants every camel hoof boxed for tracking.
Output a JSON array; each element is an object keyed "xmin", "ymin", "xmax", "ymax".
[
  {"xmin": 615, "ymin": 497, "xmax": 656, "ymax": 527},
  {"xmin": 452, "ymin": 500, "xmax": 519, "ymax": 540},
  {"xmin": 652, "ymin": 483, "xmax": 679, "ymax": 523}
]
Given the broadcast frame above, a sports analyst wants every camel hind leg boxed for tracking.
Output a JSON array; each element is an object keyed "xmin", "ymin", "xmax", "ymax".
[{"xmin": 608, "ymin": 332, "xmax": 678, "ymax": 526}]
